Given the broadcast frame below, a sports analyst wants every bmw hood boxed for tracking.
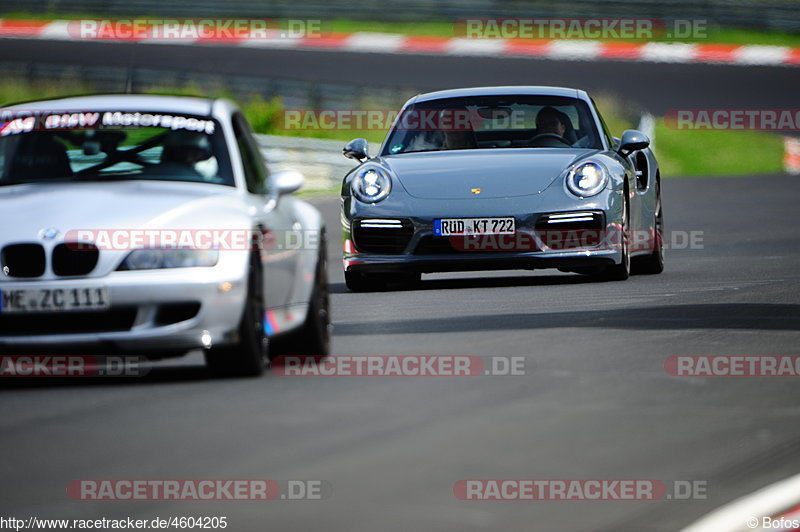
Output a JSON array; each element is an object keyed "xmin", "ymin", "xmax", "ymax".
[
  {"xmin": 380, "ymin": 149, "xmax": 594, "ymax": 200},
  {"xmin": 0, "ymin": 180, "xmax": 245, "ymax": 243}
]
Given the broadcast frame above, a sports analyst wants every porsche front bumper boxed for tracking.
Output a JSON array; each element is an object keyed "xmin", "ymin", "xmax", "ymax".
[{"xmin": 343, "ymin": 210, "xmax": 623, "ymax": 275}]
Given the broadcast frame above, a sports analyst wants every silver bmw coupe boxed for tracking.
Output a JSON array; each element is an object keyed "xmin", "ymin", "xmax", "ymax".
[{"xmin": 0, "ymin": 94, "xmax": 330, "ymax": 376}]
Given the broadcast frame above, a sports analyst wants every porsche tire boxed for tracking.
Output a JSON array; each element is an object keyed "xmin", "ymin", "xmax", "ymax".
[{"xmin": 632, "ymin": 184, "xmax": 664, "ymax": 275}]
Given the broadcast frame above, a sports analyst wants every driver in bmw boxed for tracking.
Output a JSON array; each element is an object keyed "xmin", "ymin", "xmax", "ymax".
[{"xmin": 143, "ymin": 131, "xmax": 215, "ymax": 178}]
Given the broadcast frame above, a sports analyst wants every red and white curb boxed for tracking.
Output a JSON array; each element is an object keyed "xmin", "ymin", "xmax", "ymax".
[
  {"xmin": 784, "ymin": 137, "xmax": 800, "ymax": 174},
  {"xmin": 1, "ymin": 19, "xmax": 799, "ymax": 67},
  {"xmin": 681, "ymin": 472, "xmax": 800, "ymax": 532}
]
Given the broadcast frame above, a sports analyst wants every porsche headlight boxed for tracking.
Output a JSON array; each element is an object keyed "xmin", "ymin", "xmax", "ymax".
[
  {"xmin": 118, "ymin": 248, "xmax": 219, "ymax": 270},
  {"xmin": 566, "ymin": 162, "xmax": 608, "ymax": 197},
  {"xmin": 352, "ymin": 167, "xmax": 391, "ymax": 203}
]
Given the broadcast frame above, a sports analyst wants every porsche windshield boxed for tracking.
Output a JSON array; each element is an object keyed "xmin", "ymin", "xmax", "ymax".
[
  {"xmin": 382, "ymin": 95, "xmax": 604, "ymax": 155},
  {"xmin": 0, "ymin": 111, "xmax": 234, "ymax": 186}
]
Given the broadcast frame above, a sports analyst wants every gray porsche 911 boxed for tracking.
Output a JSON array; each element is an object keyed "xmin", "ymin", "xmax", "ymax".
[{"xmin": 340, "ymin": 86, "xmax": 663, "ymax": 292}]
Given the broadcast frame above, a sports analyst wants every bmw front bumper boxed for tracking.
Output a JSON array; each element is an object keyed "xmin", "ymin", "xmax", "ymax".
[{"xmin": 0, "ymin": 268, "xmax": 248, "ymax": 355}]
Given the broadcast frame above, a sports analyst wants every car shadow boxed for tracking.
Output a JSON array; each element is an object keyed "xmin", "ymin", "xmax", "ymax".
[
  {"xmin": 0, "ymin": 356, "xmax": 294, "ymax": 391},
  {"xmin": 329, "ymin": 273, "xmax": 597, "ymax": 294},
  {"xmin": 332, "ymin": 303, "xmax": 800, "ymax": 335}
]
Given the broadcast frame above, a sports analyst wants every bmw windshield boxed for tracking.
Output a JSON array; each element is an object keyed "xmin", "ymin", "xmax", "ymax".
[{"xmin": 0, "ymin": 110, "xmax": 234, "ymax": 186}]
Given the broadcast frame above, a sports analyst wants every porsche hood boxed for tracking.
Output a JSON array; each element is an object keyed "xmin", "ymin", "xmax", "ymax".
[{"xmin": 380, "ymin": 149, "xmax": 594, "ymax": 200}]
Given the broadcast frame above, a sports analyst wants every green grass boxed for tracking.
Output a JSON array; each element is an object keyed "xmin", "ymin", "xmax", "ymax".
[
  {"xmin": 2, "ymin": 12, "xmax": 799, "ymax": 47},
  {"xmin": 0, "ymin": 79, "xmax": 94, "ymax": 105},
  {"xmin": 140, "ymin": 89, "xmax": 387, "ymax": 143},
  {"xmin": 574, "ymin": 96, "xmax": 785, "ymax": 177},
  {"xmin": 708, "ymin": 27, "xmax": 800, "ymax": 47},
  {"xmin": 653, "ymin": 119, "xmax": 785, "ymax": 176},
  {"xmin": 591, "ymin": 94, "xmax": 638, "ymax": 135},
  {"xmin": 295, "ymin": 183, "xmax": 341, "ymax": 198}
]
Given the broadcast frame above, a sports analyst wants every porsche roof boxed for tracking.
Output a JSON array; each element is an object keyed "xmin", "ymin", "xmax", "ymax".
[{"xmin": 411, "ymin": 86, "xmax": 587, "ymax": 104}]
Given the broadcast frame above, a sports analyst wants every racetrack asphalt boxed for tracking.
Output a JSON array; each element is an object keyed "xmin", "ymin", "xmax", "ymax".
[{"xmin": 2, "ymin": 173, "xmax": 800, "ymax": 531}]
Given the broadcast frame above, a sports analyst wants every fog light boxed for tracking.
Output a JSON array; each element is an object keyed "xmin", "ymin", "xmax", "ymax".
[
  {"xmin": 201, "ymin": 331, "xmax": 212, "ymax": 348},
  {"xmin": 218, "ymin": 281, "xmax": 233, "ymax": 293}
]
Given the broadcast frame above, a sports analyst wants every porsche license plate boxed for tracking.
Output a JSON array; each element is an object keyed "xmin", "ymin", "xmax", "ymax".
[
  {"xmin": 0, "ymin": 286, "xmax": 110, "ymax": 313},
  {"xmin": 434, "ymin": 217, "xmax": 515, "ymax": 237}
]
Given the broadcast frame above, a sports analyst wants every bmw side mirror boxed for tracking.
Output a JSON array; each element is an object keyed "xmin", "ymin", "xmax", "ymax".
[
  {"xmin": 344, "ymin": 138, "xmax": 369, "ymax": 161},
  {"xmin": 617, "ymin": 129, "xmax": 650, "ymax": 157},
  {"xmin": 270, "ymin": 170, "xmax": 305, "ymax": 197}
]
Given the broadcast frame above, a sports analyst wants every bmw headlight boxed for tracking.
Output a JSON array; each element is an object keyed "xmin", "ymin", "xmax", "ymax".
[
  {"xmin": 118, "ymin": 248, "xmax": 219, "ymax": 270},
  {"xmin": 566, "ymin": 162, "xmax": 608, "ymax": 197},
  {"xmin": 352, "ymin": 167, "xmax": 392, "ymax": 203}
]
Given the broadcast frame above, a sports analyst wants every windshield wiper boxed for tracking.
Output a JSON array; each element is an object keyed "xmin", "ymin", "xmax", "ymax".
[
  {"xmin": 0, "ymin": 175, "xmax": 135, "ymax": 185},
  {"xmin": 0, "ymin": 177, "xmax": 71, "ymax": 186},
  {"xmin": 72, "ymin": 174, "xmax": 137, "ymax": 182}
]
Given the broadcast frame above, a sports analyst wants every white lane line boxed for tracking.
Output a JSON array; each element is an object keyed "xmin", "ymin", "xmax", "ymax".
[
  {"xmin": 640, "ymin": 42, "xmax": 698, "ymax": 63},
  {"xmin": 445, "ymin": 37, "xmax": 507, "ymax": 56},
  {"xmin": 239, "ymin": 36, "xmax": 303, "ymax": 48},
  {"xmin": 139, "ymin": 38, "xmax": 198, "ymax": 45},
  {"xmin": 734, "ymin": 45, "xmax": 791, "ymax": 66},
  {"xmin": 39, "ymin": 21, "xmax": 72, "ymax": 40},
  {"xmin": 345, "ymin": 32, "xmax": 405, "ymax": 53},
  {"xmin": 546, "ymin": 40, "xmax": 602, "ymax": 60},
  {"xmin": 680, "ymin": 472, "xmax": 800, "ymax": 532}
]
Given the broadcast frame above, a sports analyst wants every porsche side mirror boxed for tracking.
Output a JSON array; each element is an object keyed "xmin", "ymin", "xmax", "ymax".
[
  {"xmin": 618, "ymin": 129, "xmax": 650, "ymax": 157},
  {"xmin": 344, "ymin": 138, "xmax": 369, "ymax": 161},
  {"xmin": 270, "ymin": 170, "xmax": 305, "ymax": 197}
]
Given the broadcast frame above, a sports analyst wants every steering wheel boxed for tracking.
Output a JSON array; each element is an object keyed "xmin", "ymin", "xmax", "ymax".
[{"xmin": 528, "ymin": 133, "xmax": 572, "ymax": 147}]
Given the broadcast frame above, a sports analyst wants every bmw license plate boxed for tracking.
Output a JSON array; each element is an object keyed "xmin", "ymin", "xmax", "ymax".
[
  {"xmin": 0, "ymin": 286, "xmax": 111, "ymax": 314},
  {"xmin": 434, "ymin": 217, "xmax": 515, "ymax": 237}
]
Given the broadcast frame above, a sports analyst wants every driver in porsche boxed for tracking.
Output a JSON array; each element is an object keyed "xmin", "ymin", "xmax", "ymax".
[{"xmin": 535, "ymin": 106, "xmax": 567, "ymax": 139}]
